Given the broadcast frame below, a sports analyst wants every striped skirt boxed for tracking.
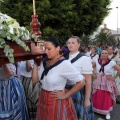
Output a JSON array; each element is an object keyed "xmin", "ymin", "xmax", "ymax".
[
  {"xmin": 0, "ymin": 76, "xmax": 29, "ymax": 120},
  {"xmin": 66, "ymin": 86, "xmax": 94, "ymax": 120},
  {"xmin": 20, "ymin": 75, "xmax": 41, "ymax": 120},
  {"xmin": 36, "ymin": 89, "xmax": 77, "ymax": 120}
]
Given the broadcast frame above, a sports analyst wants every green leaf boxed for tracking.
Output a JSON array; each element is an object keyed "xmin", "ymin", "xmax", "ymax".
[
  {"xmin": 0, "ymin": 45, "xmax": 4, "ymax": 48},
  {"xmin": 0, "ymin": 31, "xmax": 7, "ymax": 38},
  {"xmin": 8, "ymin": 56, "xmax": 14, "ymax": 63},
  {"xmin": 8, "ymin": 53, "xmax": 14, "ymax": 57},
  {"xmin": 4, "ymin": 45, "xmax": 10, "ymax": 50},
  {"xmin": 10, "ymin": 49, "xmax": 14, "ymax": 53}
]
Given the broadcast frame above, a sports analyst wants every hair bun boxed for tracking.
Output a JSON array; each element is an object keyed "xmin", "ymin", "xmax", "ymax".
[{"xmin": 45, "ymin": 36, "xmax": 63, "ymax": 47}]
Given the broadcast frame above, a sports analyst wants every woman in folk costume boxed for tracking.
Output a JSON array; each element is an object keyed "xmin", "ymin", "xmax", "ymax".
[
  {"xmin": 0, "ymin": 63, "xmax": 29, "ymax": 120},
  {"xmin": 107, "ymin": 46, "xmax": 120, "ymax": 62},
  {"xmin": 107, "ymin": 46, "xmax": 120, "ymax": 96},
  {"xmin": 20, "ymin": 60, "xmax": 41, "ymax": 120},
  {"xmin": 90, "ymin": 47, "xmax": 99, "ymax": 81},
  {"xmin": 65, "ymin": 36, "xmax": 94, "ymax": 120},
  {"xmin": 90, "ymin": 47, "xmax": 99, "ymax": 62},
  {"xmin": 92, "ymin": 49, "xmax": 120, "ymax": 120},
  {"xmin": 32, "ymin": 36, "xmax": 85, "ymax": 120}
]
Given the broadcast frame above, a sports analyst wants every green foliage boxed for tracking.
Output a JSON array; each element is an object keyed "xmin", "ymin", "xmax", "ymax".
[
  {"xmin": 0, "ymin": 25, "xmax": 30, "ymax": 63},
  {"xmin": 94, "ymin": 32, "xmax": 116, "ymax": 46},
  {"xmin": 81, "ymin": 35, "xmax": 92, "ymax": 47},
  {"xmin": 1, "ymin": 0, "xmax": 111, "ymax": 43},
  {"xmin": 0, "ymin": 13, "xmax": 30, "ymax": 63}
]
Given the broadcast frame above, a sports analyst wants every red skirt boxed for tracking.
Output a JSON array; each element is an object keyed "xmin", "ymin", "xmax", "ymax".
[
  {"xmin": 92, "ymin": 90, "xmax": 113, "ymax": 115},
  {"xmin": 36, "ymin": 89, "xmax": 77, "ymax": 120}
]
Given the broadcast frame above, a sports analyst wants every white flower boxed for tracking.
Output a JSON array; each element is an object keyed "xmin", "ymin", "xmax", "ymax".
[
  {"xmin": 0, "ymin": 12, "xmax": 30, "ymax": 40},
  {"xmin": 0, "ymin": 12, "xmax": 30, "ymax": 63},
  {"xmin": 0, "ymin": 0, "xmax": 4, "ymax": 2},
  {"xmin": 0, "ymin": 13, "xmax": 12, "ymax": 23}
]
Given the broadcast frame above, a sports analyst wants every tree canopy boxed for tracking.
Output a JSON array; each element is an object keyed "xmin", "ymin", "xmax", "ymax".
[
  {"xmin": 94, "ymin": 32, "xmax": 116, "ymax": 46},
  {"xmin": 81, "ymin": 35, "xmax": 92, "ymax": 47},
  {"xmin": 1, "ymin": 0, "xmax": 111, "ymax": 41}
]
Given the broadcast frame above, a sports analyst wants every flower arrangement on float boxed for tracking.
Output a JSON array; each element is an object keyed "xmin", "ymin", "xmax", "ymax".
[
  {"xmin": 0, "ymin": 0, "xmax": 44, "ymax": 65},
  {"xmin": 0, "ymin": 12, "xmax": 31, "ymax": 63}
]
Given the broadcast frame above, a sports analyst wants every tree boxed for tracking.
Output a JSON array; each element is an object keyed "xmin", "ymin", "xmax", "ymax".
[
  {"xmin": 94, "ymin": 32, "xmax": 116, "ymax": 46},
  {"xmin": 81, "ymin": 35, "xmax": 91, "ymax": 47},
  {"xmin": 1, "ymin": 0, "xmax": 111, "ymax": 41}
]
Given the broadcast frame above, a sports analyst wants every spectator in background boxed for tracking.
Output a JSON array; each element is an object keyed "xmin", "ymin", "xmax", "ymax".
[
  {"xmin": 80, "ymin": 48, "xmax": 86, "ymax": 54},
  {"xmin": 107, "ymin": 46, "xmax": 119, "ymax": 62},
  {"xmin": 97, "ymin": 45, "xmax": 102, "ymax": 55},
  {"xmin": 85, "ymin": 47, "xmax": 91, "ymax": 57},
  {"xmin": 90, "ymin": 47, "xmax": 99, "ymax": 62},
  {"xmin": 114, "ymin": 44, "xmax": 120, "ymax": 54},
  {"xmin": 107, "ymin": 46, "xmax": 120, "ymax": 99}
]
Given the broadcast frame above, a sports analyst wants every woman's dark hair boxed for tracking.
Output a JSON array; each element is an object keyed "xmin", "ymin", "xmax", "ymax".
[
  {"xmin": 45, "ymin": 36, "xmax": 62, "ymax": 48},
  {"xmin": 80, "ymin": 48, "xmax": 85, "ymax": 53}
]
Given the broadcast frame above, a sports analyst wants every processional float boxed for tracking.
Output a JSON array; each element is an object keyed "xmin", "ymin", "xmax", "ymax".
[{"xmin": 0, "ymin": 0, "xmax": 45, "ymax": 66}]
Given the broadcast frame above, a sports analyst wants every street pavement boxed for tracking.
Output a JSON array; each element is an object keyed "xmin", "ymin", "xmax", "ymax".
[{"xmin": 94, "ymin": 96, "xmax": 120, "ymax": 120}]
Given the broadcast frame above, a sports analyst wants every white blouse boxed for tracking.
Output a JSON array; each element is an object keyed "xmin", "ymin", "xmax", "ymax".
[
  {"xmin": 20, "ymin": 60, "xmax": 34, "ymax": 77},
  {"xmin": 67, "ymin": 52, "xmax": 93, "ymax": 85},
  {"xmin": 0, "ymin": 63, "xmax": 16, "ymax": 80},
  {"xmin": 95, "ymin": 59, "xmax": 116, "ymax": 75},
  {"xmin": 38, "ymin": 60, "xmax": 84, "ymax": 91},
  {"xmin": 68, "ymin": 52, "xmax": 93, "ymax": 74},
  {"xmin": 91, "ymin": 54, "xmax": 99, "ymax": 62},
  {"xmin": 112, "ymin": 56, "xmax": 120, "ymax": 65}
]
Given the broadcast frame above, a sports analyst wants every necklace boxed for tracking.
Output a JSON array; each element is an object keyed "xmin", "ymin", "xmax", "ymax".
[{"xmin": 46, "ymin": 58, "xmax": 59, "ymax": 67}]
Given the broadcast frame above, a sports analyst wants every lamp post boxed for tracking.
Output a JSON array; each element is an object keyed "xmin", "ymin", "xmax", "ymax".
[{"xmin": 116, "ymin": 7, "xmax": 119, "ymax": 44}]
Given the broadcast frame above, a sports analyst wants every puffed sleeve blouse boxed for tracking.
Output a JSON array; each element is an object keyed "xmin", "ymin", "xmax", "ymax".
[
  {"xmin": 38, "ymin": 60, "xmax": 84, "ymax": 91},
  {"xmin": 0, "ymin": 63, "xmax": 16, "ymax": 80},
  {"xmin": 68, "ymin": 52, "xmax": 93, "ymax": 74}
]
